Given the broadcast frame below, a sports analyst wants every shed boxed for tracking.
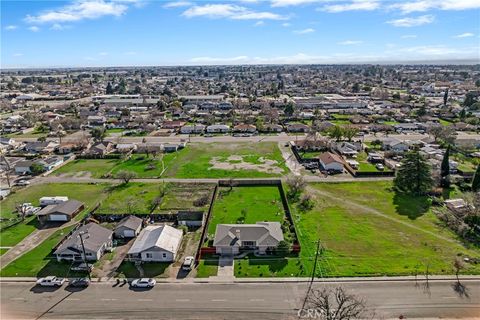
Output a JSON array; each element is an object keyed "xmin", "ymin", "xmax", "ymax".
[{"xmin": 114, "ymin": 215, "xmax": 143, "ymax": 238}]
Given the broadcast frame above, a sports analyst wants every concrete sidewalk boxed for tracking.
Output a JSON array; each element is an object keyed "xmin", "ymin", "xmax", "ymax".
[{"xmin": 2, "ymin": 275, "xmax": 479, "ymax": 284}]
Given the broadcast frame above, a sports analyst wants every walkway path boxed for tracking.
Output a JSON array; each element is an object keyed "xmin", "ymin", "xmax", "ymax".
[{"xmin": 0, "ymin": 220, "xmax": 78, "ymax": 268}]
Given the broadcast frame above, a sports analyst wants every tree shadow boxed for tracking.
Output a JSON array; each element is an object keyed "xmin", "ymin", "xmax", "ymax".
[
  {"xmin": 393, "ymin": 192, "xmax": 431, "ymax": 220},
  {"xmin": 452, "ymin": 281, "xmax": 470, "ymax": 299}
]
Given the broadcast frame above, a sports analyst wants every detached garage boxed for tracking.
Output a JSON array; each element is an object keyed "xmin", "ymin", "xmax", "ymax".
[
  {"xmin": 36, "ymin": 200, "xmax": 84, "ymax": 224},
  {"xmin": 114, "ymin": 215, "xmax": 143, "ymax": 238}
]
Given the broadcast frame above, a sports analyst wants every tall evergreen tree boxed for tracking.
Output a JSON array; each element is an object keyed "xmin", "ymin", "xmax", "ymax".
[
  {"xmin": 440, "ymin": 145, "xmax": 450, "ymax": 187},
  {"xmin": 472, "ymin": 164, "xmax": 480, "ymax": 192},
  {"xmin": 443, "ymin": 89, "xmax": 449, "ymax": 106},
  {"xmin": 394, "ymin": 150, "xmax": 433, "ymax": 195},
  {"xmin": 106, "ymin": 82, "xmax": 113, "ymax": 94}
]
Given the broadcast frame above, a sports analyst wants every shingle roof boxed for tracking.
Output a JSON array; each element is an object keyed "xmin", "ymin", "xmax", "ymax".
[
  {"xmin": 115, "ymin": 215, "xmax": 143, "ymax": 231},
  {"xmin": 318, "ymin": 152, "xmax": 344, "ymax": 165},
  {"xmin": 128, "ymin": 225, "xmax": 182, "ymax": 255},
  {"xmin": 213, "ymin": 222, "xmax": 284, "ymax": 247},
  {"xmin": 54, "ymin": 223, "xmax": 112, "ymax": 254}
]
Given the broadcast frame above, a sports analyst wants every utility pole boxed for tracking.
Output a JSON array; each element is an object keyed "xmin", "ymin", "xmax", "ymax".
[
  {"xmin": 301, "ymin": 240, "xmax": 321, "ymax": 311},
  {"xmin": 78, "ymin": 231, "xmax": 91, "ymax": 280}
]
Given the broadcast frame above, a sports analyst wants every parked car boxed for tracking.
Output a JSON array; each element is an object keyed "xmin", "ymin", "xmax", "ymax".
[
  {"xmin": 131, "ymin": 278, "xmax": 156, "ymax": 288},
  {"xmin": 69, "ymin": 278, "xmax": 90, "ymax": 288},
  {"xmin": 70, "ymin": 263, "xmax": 94, "ymax": 271},
  {"xmin": 14, "ymin": 180, "xmax": 30, "ymax": 186},
  {"xmin": 182, "ymin": 256, "xmax": 194, "ymax": 271},
  {"xmin": 376, "ymin": 164, "xmax": 385, "ymax": 171},
  {"xmin": 36, "ymin": 276, "xmax": 65, "ymax": 287}
]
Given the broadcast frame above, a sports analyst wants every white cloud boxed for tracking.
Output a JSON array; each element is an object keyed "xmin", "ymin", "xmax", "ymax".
[
  {"xmin": 182, "ymin": 4, "xmax": 288, "ymax": 20},
  {"xmin": 396, "ymin": 45, "xmax": 466, "ymax": 56},
  {"xmin": 13, "ymin": 53, "xmax": 24, "ymax": 57},
  {"xmin": 271, "ymin": 0, "xmax": 319, "ymax": 7},
  {"xmin": 338, "ymin": 40, "xmax": 363, "ymax": 45},
  {"xmin": 50, "ymin": 23, "xmax": 70, "ymax": 30},
  {"xmin": 294, "ymin": 28, "xmax": 315, "ymax": 34},
  {"xmin": 163, "ymin": 1, "xmax": 192, "ymax": 9},
  {"xmin": 387, "ymin": 14, "xmax": 434, "ymax": 27},
  {"xmin": 99, "ymin": 52, "xmax": 109, "ymax": 56},
  {"xmin": 390, "ymin": 0, "xmax": 480, "ymax": 14},
  {"xmin": 25, "ymin": 0, "xmax": 132, "ymax": 24},
  {"xmin": 5, "ymin": 25, "xmax": 18, "ymax": 30},
  {"xmin": 319, "ymin": 0, "xmax": 380, "ymax": 13},
  {"xmin": 282, "ymin": 22, "xmax": 291, "ymax": 27},
  {"xmin": 254, "ymin": 21, "xmax": 265, "ymax": 26},
  {"xmin": 454, "ymin": 32, "xmax": 474, "ymax": 38},
  {"xmin": 29, "ymin": 26, "xmax": 40, "ymax": 32},
  {"xmin": 401, "ymin": 34, "xmax": 417, "ymax": 38}
]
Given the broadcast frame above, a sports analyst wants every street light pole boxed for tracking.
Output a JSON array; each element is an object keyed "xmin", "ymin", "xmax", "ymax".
[{"xmin": 78, "ymin": 231, "xmax": 91, "ymax": 280}]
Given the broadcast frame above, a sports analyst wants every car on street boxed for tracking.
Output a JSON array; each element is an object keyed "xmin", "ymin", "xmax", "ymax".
[
  {"xmin": 69, "ymin": 278, "xmax": 90, "ymax": 287},
  {"xmin": 131, "ymin": 278, "xmax": 156, "ymax": 288},
  {"xmin": 182, "ymin": 256, "xmax": 194, "ymax": 271},
  {"xmin": 36, "ymin": 276, "xmax": 65, "ymax": 287},
  {"xmin": 71, "ymin": 263, "xmax": 94, "ymax": 271},
  {"xmin": 14, "ymin": 180, "xmax": 30, "ymax": 186},
  {"xmin": 376, "ymin": 164, "xmax": 385, "ymax": 171}
]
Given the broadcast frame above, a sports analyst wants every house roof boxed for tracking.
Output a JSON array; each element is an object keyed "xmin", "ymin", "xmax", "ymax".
[
  {"xmin": 128, "ymin": 225, "xmax": 182, "ymax": 255},
  {"xmin": 115, "ymin": 215, "xmax": 143, "ymax": 231},
  {"xmin": 318, "ymin": 152, "xmax": 344, "ymax": 165},
  {"xmin": 213, "ymin": 222, "xmax": 284, "ymax": 248},
  {"xmin": 54, "ymin": 223, "xmax": 112, "ymax": 254},
  {"xmin": 37, "ymin": 200, "xmax": 84, "ymax": 217}
]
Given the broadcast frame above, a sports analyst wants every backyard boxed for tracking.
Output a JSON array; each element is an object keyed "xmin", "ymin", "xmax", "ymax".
[
  {"xmin": 163, "ymin": 142, "xmax": 289, "ymax": 178},
  {"xmin": 207, "ymin": 186, "xmax": 286, "ymax": 235}
]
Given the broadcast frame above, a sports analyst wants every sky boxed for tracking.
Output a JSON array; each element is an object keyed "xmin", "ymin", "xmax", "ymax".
[{"xmin": 1, "ymin": 0, "xmax": 479, "ymax": 68}]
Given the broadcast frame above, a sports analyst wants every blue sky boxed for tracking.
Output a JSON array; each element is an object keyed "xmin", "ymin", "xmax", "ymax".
[{"xmin": 1, "ymin": 0, "xmax": 479, "ymax": 68}]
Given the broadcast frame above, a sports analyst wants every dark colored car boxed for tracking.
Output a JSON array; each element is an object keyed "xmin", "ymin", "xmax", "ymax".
[{"xmin": 69, "ymin": 278, "xmax": 90, "ymax": 287}]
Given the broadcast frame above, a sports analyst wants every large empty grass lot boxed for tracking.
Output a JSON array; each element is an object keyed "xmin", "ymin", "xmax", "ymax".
[
  {"xmin": 97, "ymin": 182, "xmax": 214, "ymax": 215},
  {"xmin": 208, "ymin": 186, "xmax": 285, "ymax": 234},
  {"xmin": 163, "ymin": 142, "xmax": 289, "ymax": 178},
  {"xmin": 294, "ymin": 181, "xmax": 480, "ymax": 277}
]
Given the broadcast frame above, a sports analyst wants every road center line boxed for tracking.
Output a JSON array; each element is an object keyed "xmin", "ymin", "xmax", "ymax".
[
  {"xmin": 101, "ymin": 298, "xmax": 118, "ymax": 301},
  {"xmin": 176, "ymin": 299, "xmax": 190, "ymax": 302},
  {"xmin": 211, "ymin": 299, "xmax": 227, "ymax": 302},
  {"xmin": 138, "ymin": 298, "xmax": 153, "ymax": 301}
]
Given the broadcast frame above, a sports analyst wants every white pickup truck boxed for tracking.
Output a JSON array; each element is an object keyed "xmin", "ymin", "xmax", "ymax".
[{"xmin": 36, "ymin": 276, "xmax": 65, "ymax": 287}]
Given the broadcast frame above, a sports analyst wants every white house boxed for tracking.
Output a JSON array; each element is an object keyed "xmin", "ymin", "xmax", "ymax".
[
  {"xmin": 127, "ymin": 225, "xmax": 183, "ymax": 262},
  {"xmin": 206, "ymin": 124, "xmax": 230, "ymax": 133},
  {"xmin": 318, "ymin": 152, "xmax": 344, "ymax": 172}
]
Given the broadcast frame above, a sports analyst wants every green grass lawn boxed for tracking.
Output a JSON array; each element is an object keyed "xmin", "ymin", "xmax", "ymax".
[
  {"xmin": 0, "ymin": 226, "xmax": 77, "ymax": 277},
  {"xmin": 0, "ymin": 217, "xmax": 38, "ymax": 247},
  {"xmin": 298, "ymin": 151, "xmax": 321, "ymax": 159},
  {"xmin": 208, "ymin": 186, "xmax": 285, "ymax": 234},
  {"xmin": 235, "ymin": 254, "xmax": 305, "ymax": 277},
  {"xmin": 439, "ymin": 119, "xmax": 453, "ymax": 126},
  {"xmin": 116, "ymin": 262, "xmax": 170, "ymax": 278},
  {"xmin": 109, "ymin": 154, "xmax": 176, "ymax": 178},
  {"xmin": 163, "ymin": 142, "xmax": 289, "ymax": 178},
  {"xmin": 97, "ymin": 182, "xmax": 214, "ymax": 215},
  {"xmin": 293, "ymin": 182, "xmax": 480, "ymax": 277},
  {"xmin": 54, "ymin": 159, "xmax": 119, "ymax": 178},
  {"xmin": 356, "ymin": 152, "xmax": 391, "ymax": 172},
  {"xmin": 0, "ymin": 249, "xmax": 8, "ymax": 255},
  {"xmin": 196, "ymin": 256, "xmax": 218, "ymax": 278}
]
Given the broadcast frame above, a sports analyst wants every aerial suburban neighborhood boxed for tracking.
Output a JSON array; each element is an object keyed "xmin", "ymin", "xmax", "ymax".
[{"xmin": 1, "ymin": 0, "xmax": 480, "ymax": 319}]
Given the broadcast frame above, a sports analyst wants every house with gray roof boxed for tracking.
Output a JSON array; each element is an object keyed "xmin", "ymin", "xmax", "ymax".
[
  {"xmin": 114, "ymin": 215, "xmax": 143, "ymax": 238},
  {"xmin": 54, "ymin": 223, "xmax": 113, "ymax": 262},
  {"xmin": 127, "ymin": 225, "xmax": 183, "ymax": 262},
  {"xmin": 213, "ymin": 222, "xmax": 284, "ymax": 256},
  {"xmin": 36, "ymin": 199, "xmax": 84, "ymax": 224}
]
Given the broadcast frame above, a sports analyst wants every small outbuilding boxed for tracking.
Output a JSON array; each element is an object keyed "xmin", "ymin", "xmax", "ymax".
[
  {"xmin": 114, "ymin": 215, "xmax": 143, "ymax": 238},
  {"xmin": 177, "ymin": 211, "xmax": 204, "ymax": 228},
  {"xmin": 36, "ymin": 200, "xmax": 84, "ymax": 223}
]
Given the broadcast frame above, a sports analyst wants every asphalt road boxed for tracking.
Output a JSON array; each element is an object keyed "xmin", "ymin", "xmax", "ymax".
[{"xmin": 1, "ymin": 280, "xmax": 479, "ymax": 319}]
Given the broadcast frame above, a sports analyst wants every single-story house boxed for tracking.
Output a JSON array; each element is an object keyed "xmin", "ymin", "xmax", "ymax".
[
  {"xmin": 37, "ymin": 156, "xmax": 64, "ymax": 171},
  {"xmin": 87, "ymin": 115, "xmax": 107, "ymax": 127},
  {"xmin": 163, "ymin": 143, "xmax": 179, "ymax": 153},
  {"xmin": 233, "ymin": 124, "xmax": 257, "ymax": 133},
  {"xmin": 180, "ymin": 124, "xmax": 206, "ymax": 134},
  {"xmin": 54, "ymin": 223, "xmax": 113, "ymax": 262},
  {"xmin": 367, "ymin": 152, "xmax": 384, "ymax": 163},
  {"xmin": 294, "ymin": 139, "xmax": 329, "ymax": 151},
  {"xmin": 87, "ymin": 141, "xmax": 113, "ymax": 156},
  {"xmin": 206, "ymin": 124, "xmax": 230, "ymax": 133},
  {"xmin": 382, "ymin": 139, "xmax": 409, "ymax": 153},
  {"xmin": 286, "ymin": 123, "xmax": 310, "ymax": 133},
  {"xmin": 336, "ymin": 142, "xmax": 360, "ymax": 157},
  {"xmin": 262, "ymin": 124, "xmax": 283, "ymax": 133},
  {"xmin": 36, "ymin": 199, "xmax": 84, "ymax": 223},
  {"xmin": 177, "ymin": 211, "xmax": 204, "ymax": 227},
  {"xmin": 318, "ymin": 152, "xmax": 344, "ymax": 172},
  {"xmin": 213, "ymin": 222, "xmax": 284, "ymax": 256},
  {"xmin": 116, "ymin": 143, "xmax": 137, "ymax": 153},
  {"xmin": 14, "ymin": 160, "xmax": 33, "ymax": 174},
  {"xmin": 114, "ymin": 215, "xmax": 143, "ymax": 238},
  {"xmin": 127, "ymin": 225, "xmax": 183, "ymax": 262}
]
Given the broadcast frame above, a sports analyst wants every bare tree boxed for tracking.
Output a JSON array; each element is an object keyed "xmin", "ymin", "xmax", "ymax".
[
  {"xmin": 305, "ymin": 287, "xmax": 372, "ymax": 320},
  {"xmin": 125, "ymin": 196, "xmax": 139, "ymax": 214},
  {"xmin": 453, "ymin": 257, "xmax": 465, "ymax": 283},
  {"xmin": 115, "ymin": 170, "xmax": 137, "ymax": 184},
  {"xmin": 0, "ymin": 154, "xmax": 12, "ymax": 188},
  {"xmin": 286, "ymin": 174, "xmax": 306, "ymax": 200}
]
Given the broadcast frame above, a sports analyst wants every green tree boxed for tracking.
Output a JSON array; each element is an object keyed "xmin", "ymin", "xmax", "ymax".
[
  {"xmin": 463, "ymin": 92, "xmax": 478, "ymax": 107},
  {"xmin": 106, "ymin": 82, "xmax": 114, "ymax": 94},
  {"xmin": 328, "ymin": 125, "xmax": 344, "ymax": 141},
  {"xmin": 115, "ymin": 170, "xmax": 137, "ymax": 184},
  {"xmin": 284, "ymin": 102, "xmax": 295, "ymax": 117},
  {"xmin": 30, "ymin": 163, "xmax": 46, "ymax": 175},
  {"xmin": 440, "ymin": 145, "xmax": 450, "ymax": 187},
  {"xmin": 472, "ymin": 164, "xmax": 480, "ymax": 192},
  {"xmin": 90, "ymin": 127, "xmax": 106, "ymax": 142},
  {"xmin": 394, "ymin": 150, "xmax": 433, "ymax": 195},
  {"xmin": 342, "ymin": 125, "xmax": 358, "ymax": 142}
]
